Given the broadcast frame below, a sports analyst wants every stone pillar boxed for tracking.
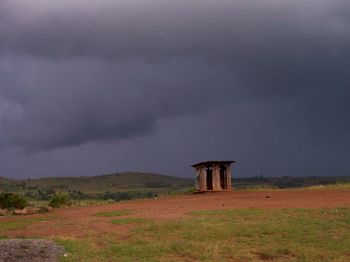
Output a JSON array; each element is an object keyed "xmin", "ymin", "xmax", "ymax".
[
  {"xmin": 195, "ymin": 168, "xmax": 200, "ymax": 191},
  {"xmin": 200, "ymin": 167, "xmax": 206, "ymax": 191},
  {"xmin": 212, "ymin": 164, "xmax": 221, "ymax": 191},
  {"xmin": 226, "ymin": 166, "xmax": 232, "ymax": 190}
]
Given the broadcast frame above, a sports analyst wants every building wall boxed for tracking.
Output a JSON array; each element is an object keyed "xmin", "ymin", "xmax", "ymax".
[{"xmin": 195, "ymin": 164, "xmax": 233, "ymax": 192}]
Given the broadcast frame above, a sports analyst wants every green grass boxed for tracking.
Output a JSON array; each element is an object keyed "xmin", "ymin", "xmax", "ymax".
[
  {"xmin": 304, "ymin": 182, "xmax": 350, "ymax": 191},
  {"xmin": 55, "ymin": 208, "xmax": 350, "ymax": 261},
  {"xmin": 0, "ymin": 217, "xmax": 51, "ymax": 234},
  {"xmin": 111, "ymin": 218, "xmax": 149, "ymax": 225},
  {"xmin": 93, "ymin": 210, "xmax": 133, "ymax": 217},
  {"xmin": 235, "ymin": 182, "xmax": 350, "ymax": 192}
]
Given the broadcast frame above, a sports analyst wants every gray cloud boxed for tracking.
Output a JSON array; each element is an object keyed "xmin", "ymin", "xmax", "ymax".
[
  {"xmin": 1, "ymin": 1, "xmax": 349, "ymax": 62},
  {"xmin": 0, "ymin": 57, "xmax": 232, "ymax": 151},
  {"xmin": 0, "ymin": 0, "xmax": 349, "ymax": 177}
]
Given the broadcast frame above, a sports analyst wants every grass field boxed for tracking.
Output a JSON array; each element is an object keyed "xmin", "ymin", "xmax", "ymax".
[
  {"xmin": 238, "ymin": 182, "xmax": 350, "ymax": 192},
  {"xmin": 0, "ymin": 217, "xmax": 52, "ymax": 238},
  {"xmin": 1, "ymin": 189, "xmax": 350, "ymax": 261},
  {"xmin": 53, "ymin": 208, "xmax": 350, "ymax": 261}
]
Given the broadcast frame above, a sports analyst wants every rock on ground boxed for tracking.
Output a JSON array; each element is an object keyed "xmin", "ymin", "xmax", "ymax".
[{"xmin": 0, "ymin": 239, "xmax": 65, "ymax": 262}]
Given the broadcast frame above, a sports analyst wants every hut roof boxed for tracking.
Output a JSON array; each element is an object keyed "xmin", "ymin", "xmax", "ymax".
[{"xmin": 191, "ymin": 160, "xmax": 236, "ymax": 168}]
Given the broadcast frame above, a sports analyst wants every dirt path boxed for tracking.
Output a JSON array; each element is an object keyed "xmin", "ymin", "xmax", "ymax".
[{"xmin": 2, "ymin": 189, "xmax": 350, "ymax": 239}]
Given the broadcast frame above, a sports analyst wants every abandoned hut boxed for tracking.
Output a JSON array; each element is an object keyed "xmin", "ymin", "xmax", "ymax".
[{"xmin": 192, "ymin": 161, "xmax": 235, "ymax": 192}]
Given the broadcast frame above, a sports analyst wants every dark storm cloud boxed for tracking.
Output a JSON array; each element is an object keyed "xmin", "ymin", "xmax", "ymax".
[
  {"xmin": 1, "ymin": 1, "xmax": 349, "ymax": 62},
  {"xmin": 0, "ymin": 0, "xmax": 349, "ymax": 155},
  {"xmin": 0, "ymin": 57, "xmax": 232, "ymax": 151}
]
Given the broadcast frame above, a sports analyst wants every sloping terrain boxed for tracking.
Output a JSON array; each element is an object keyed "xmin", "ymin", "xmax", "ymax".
[
  {"xmin": 1, "ymin": 189, "xmax": 350, "ymax": 261},
  {"xmin": 0, "ymin": 177, "xmax": 8, "ymax": 183},
  {"xmin": 0, "ymin": 172, "xmax": 193, "ymax": 194},
  {"xmin": 2, "ymin": 189, "xmax": 350, "ymax": 238}
]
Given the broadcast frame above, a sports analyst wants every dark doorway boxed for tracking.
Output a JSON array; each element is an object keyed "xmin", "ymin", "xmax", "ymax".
[
  {"xmin": 220, "ymin": 166, "xmax": 227, "ymax": 189},
  {"xmin": 206, "ymin": 166, "xmax": 213, "ymax": 190}
]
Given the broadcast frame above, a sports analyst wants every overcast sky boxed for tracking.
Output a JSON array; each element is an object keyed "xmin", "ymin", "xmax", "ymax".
[{"xmin": 0, "ymin": 0, "xmax": 349, "ymax": 179}]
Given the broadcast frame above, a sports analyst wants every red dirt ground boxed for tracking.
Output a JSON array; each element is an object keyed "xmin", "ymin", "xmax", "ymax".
[{"xmin": 2, "ymin": 189, "xmax": 350, "ymax": 239}]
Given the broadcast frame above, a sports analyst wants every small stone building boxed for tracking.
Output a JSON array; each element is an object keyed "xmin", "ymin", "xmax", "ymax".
[{"xmin": 192, "ymin": 160, "xmax": 235, "ymax": 192}]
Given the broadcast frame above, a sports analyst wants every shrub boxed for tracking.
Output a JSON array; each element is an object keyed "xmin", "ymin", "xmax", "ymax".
[
  {"xmin": 0, "ymin": 193, "xmax": 28, "ymax": 209},
  {"xmin": 37, "ymin": 206, "xmax": 50, "ymax": 213},
  {"xmin": 49, "ymin": 193, "xmax": 70, "ymax": 208}
]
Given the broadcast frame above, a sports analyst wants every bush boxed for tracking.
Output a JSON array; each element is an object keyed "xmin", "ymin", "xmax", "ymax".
[
  {"xmin": 37, "ymin": 189, "xmax": 56, "ymax": 200},
  {"xmin": 0, "ymin": 193, "xmax": 28, "ymax": 209},
  {"xmin": 49, "ymin": 193, "xmax": 70, "ymax": 208},
  {"xmin": 37, "ymin": 206, "xmax": 50, "ymax": 213}
]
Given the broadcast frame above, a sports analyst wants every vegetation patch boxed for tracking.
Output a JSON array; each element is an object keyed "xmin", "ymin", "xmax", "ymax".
[
  {"xmin": 0, "ymin": 217, "xmax": 50, "ymax": 234},
  {"xmin": 55, "ymin": 208, "xmax": 350, "ymax": 261},
  {"xmin": 0, "ymin": 193, "xmax": 28, "ymax": 210},
  {"xmin": 0, "ymin": 172, "xmax": 193, "ymax": 202},
  {"xmin": 49, "ymin": 193, "xmax": 71, "ymax": 208},
  {"xmin": 233, "ymin": 176, "xmax": 350, "ymax": 190},
  {"xmin": 94, "ymin": 210, "xmax": 133, "ymax": 217},
  {"xmin": 304, "ymin": 183, "xmax": 350, "ymax": 191},
  {"xmin": 111, "ymin": 218, "xmax": 149, "ymax": 225}
]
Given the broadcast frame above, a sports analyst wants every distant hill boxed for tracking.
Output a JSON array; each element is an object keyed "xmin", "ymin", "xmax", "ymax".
[
  {"xmin": 0, "ymin": 172, "xmax": 193, "ymax": 194},
  {"xmin": 233, "ymin": 175, "xmax": 350, "ymax": 189},
  {"xmin": 2, "ymin": 173, "xmax": 349, "ymax": 201},
  {"xmin": 0, "ymin": 176, "xmax": 9, "ymax": 184}
]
